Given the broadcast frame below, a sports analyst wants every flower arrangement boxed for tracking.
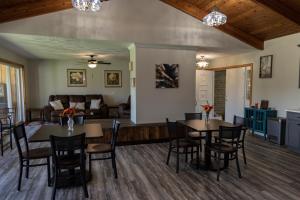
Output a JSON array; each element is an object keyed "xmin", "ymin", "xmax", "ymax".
[
  {"xmin": 62, "ymin": 108, "xmax": 76, "ymax": 117},
  {"xmin": 201, "ymin": 101, "xmax": 214, "ymax": 121}
]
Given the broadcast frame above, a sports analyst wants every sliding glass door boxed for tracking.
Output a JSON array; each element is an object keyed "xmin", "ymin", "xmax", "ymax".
[{"xmin": 0, "ymin": 63, "xmax": 25, "ymax": 122}]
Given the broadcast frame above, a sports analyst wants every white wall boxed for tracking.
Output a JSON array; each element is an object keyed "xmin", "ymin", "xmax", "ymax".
[
  {"xmin": 135, "ymin": 47, "xmax": 196, "ymax": 124},
  {"xmin": 210, "ymin": 33, "xmax": 300, "ymax": 117},
  {"xmin": 27, "ymin": 58, "xmax": 130, "ymax": 107}
]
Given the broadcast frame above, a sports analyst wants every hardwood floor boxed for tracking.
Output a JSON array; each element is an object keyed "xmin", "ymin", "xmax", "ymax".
[{"xmin": 1, "ymin": 131, "xmax": 300, "ymax": 200}]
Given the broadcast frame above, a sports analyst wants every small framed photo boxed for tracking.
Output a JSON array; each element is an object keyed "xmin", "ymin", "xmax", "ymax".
[
  {"xmin": 104, "ymin": 70, "xmax": 122, "ymax": 88},
  {"xmin": 67, "ymin": 69, "xmax": 87, "ymax": 87},
  {"xmin": 259, "ymin": 55, "xmax": 273, "ymax": 78}
]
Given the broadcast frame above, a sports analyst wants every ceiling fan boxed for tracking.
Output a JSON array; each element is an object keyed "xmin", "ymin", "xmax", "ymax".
[{"xmin": 87, "ymin": 55, "xmax": 111, "ymax": 68}]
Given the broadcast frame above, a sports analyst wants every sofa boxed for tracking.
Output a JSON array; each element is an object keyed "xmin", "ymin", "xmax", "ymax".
[
  {"xmin": 118, "ymin": 96, "xmax": 130, "ymax": 118},
  {"xmin": 44, "ymin": 95, "xmax": 108, "ymax": 122}
]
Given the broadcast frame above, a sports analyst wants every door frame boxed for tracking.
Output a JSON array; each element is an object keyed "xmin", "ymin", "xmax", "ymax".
[{"xmin": 206, "ymin": 63, "xmax": 253, "ymax": 106}]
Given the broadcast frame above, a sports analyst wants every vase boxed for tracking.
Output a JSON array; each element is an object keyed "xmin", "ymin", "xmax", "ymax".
[{"xmin": 67, "ymin": 116, "xmax": 74, "ymax": 131}]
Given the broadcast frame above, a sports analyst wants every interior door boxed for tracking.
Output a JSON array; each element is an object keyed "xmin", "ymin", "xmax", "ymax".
[
  {"xmin": 225, "ymin": 68, "xmax": 245, "ymax": 123},
  {"xmin": 195, "ymin": 70, "xmax": 214, "ymax": 115}
]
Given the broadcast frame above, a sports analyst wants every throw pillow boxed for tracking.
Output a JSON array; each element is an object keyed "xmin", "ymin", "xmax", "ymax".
[
  {"xmin": 69, "ymin": 102, "xmax": 77, "ymax": 109},
  {"xmin": 76, "ymin": 102, "xmax": 85, "ymax": 110},
  {"xmin": 50, "ymin": 100, "xmax": 64, "ymax": 110},
  {"xmin": 90, "ymin": 99, "xmax": 101, "ymax": 110}
]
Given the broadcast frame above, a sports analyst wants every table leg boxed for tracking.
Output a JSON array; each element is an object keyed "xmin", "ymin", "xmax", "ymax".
[{"xmin": 205, "ymin": 131, "xmax": 212, "ymax": 170}]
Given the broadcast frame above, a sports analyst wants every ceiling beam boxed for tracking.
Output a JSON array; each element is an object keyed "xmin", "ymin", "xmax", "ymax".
[
  {"xmin": 0, "ymin": 0, "xmax": 72, "ymax": 24},
  {"xmin": 160, "ymin": 0, "xmax": 264, "ymax": 50},
  {"xmin": 252, "ymin": 0, "xmax": 300, "ymax": 26}
]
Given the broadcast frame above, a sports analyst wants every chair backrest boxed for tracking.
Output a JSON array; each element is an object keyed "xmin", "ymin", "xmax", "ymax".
[
  {"xmin": 233, "ymin": 115, "xmax": 245, "ymax": 126},
  {"xmin": 50, "ymin": 133, "xmax": 86, "ymax": 168},
  {"xmin": 166, "ymin": 118, "xmax": 179, "ymax": 140},
  {"xmin": 185, "ymin": 113, "xmax": 202, "ymax": 120},
  {"xmin": 218, "ymin": 125, "xmax": 242, "ymax": 146},
  {"xmin": 111, "ymin": 119, "xmax": 121, "ymax": 151},
  {"xmin": 74, "ymin": 115, "xmax": 85, "ymax": 125},
  {"xmin": 233, "ymin": 115, "xmax": 246, "ymax": 142},
  {"xmin": 13, "ymin": 122, "xmax": 29, "ymax": 160}
]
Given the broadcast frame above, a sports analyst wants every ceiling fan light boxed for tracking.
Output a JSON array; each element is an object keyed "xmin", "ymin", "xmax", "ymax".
[{"xmin": 88, "ymin": 63, "xmax": 97, "ymax": 68}]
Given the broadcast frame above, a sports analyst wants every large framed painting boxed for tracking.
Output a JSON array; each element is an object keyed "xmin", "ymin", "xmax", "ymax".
[
  {"xmin": 156, "ymin": 64, "xmax": 179, "ymax": 88},
  {"xmin": 67, "ymin": 69, "xmax": 87, "ymax": 87},
  {"xmin": 259, "ymin": 55, "xmax": 273, "ymax": 78},
  {"xmin": 104, "ymin": 70, "xmax": 122, "ymax": 88}
]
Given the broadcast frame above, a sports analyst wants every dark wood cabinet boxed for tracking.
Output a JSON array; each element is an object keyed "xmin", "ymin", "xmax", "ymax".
[{"xmin": 286, "ymin": 111, "xmax": 300, "ymax": 152}]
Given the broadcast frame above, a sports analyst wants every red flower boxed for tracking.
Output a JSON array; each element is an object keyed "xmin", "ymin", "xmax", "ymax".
[
  {"xmin": 201, "ymin": 102, "xmax": 213, "ymax": 113},
  {"xmin": 62, "ymin": 108, "xmax": 76, "ymax": 117}
]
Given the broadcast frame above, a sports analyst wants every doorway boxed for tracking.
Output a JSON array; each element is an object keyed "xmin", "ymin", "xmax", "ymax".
[{"xmin": 196, "ymin": 64, "xmax": 253, "ymax": 123}]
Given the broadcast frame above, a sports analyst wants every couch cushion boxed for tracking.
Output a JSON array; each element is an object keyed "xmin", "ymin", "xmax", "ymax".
[
  {"xmin": 69, "ymin": 95, "xmax": 85, "ymax": 103},
  {"xmin": 85, "ymin": 95, "xmax": 104, "ymax": 109},
  {"xmin": 50, "ymin": 100, "xmax": 64, "ymax": 110},
  {"xmin": 49, "ymin": 95, "xmax": 69, "ymax": 109}
]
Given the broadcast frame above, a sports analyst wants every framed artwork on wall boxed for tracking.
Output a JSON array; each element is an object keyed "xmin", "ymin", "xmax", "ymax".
[
  {"xmin": 156, "ymin": 64, "xmax": 179, "ymax": 88},
  {"xmin": 67, "ymin": 69, "xmax": 87, "ymax": 87},
  {"xmin": 259, "ymin": 55, "xmax": 273, "ymax": 78},
  {"xmin": 104, "ymin": 70, "xmax": 122, "ymax": 87}
]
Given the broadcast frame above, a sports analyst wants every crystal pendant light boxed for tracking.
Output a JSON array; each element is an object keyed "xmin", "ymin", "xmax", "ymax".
[
  {"xmin": 196, "ymin": 56, "xmax": 209, "ymax": 69},
  {"xmin": 72, "ymin": 0, "xmax": 102, "ymax": 12},
  {"xmin": 202, "ymin": 7, "xmax": 227, "ymax": 27}
]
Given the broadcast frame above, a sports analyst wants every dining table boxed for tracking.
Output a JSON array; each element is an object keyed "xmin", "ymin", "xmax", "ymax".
[
  {"xmin": 177, "ymin": 119, "xmax": 243, "ymax": 171},
  {"xmin": 29, "ymin": 123, "xmax": 104, "ymax": 188}
]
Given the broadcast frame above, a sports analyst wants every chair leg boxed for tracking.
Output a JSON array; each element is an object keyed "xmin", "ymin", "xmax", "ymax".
[
  {"xmin": 185, "ymin": 147, "xmax": 188, "ymax": 163},
  {"xmin": 196, "ymin": 145, "xmax": 200, "ymax": 169},
  {"xmin": 25, "ymin": 160, "xmax": 29, "ymax": 178},
  {"xmin": 80, "ymin": 167, "xmax": 89, "ymax": 198},
  {"xmin": 166, "ymin": 144, "xmax": 172, "ymax": 165},
  {"xmin": 199, "ymin": 138, "xmax": 202, "ymax": 152},
  {"xmin": 0, "ymin": 133, "xmax": 3, "ymax": 156},
  {"xmin": 88, "ymin": 154, "xmax": 92, "ymax": 174},
  {"xmin": 9, "ymin": 129, "xmax": 13, "ymax": 150},
  {"xmin": 176, "ymin": 146, "xmax": 179, "ymax": 173},
  {"xmin": 112, "ymin": 153, "xmax": 118, "ymax": 179},
  {"xmin": 217, "ymin": 152, "xmax": 221, "ymax": 181},
  {"xmin": 18, "ymin": 163, "xmax": 23, "ymax": 191},
  {"xmin": 242, "ymin": 143, "xmax": 247, "ymax": 165},
  {"xmin": 191, "ymin": 147, "xmax": 194, "ymax": 161},
  {"xmin": 47, "ymin": 158, "xmax": 51, "ymax": 187},
  {"xmin": 235, "ymin": 152, "xmax": 242, "ymax": 178},
  {"xmin": 51, "ymin": 170, "xmax": 57, "ymax": 200}
]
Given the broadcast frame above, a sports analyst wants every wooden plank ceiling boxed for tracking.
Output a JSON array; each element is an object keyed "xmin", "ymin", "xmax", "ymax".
[{"xmin": 0, "ymin": 0, "xmax": 299, "ymax": 50}]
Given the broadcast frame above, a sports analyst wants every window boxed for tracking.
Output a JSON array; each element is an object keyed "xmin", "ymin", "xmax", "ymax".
[{"xmin": 0, "ymin": 63, "xmax": 25, "ymax": 121}]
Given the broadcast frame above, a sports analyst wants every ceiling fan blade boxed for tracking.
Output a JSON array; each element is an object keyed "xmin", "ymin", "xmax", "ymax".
[{"xmin": 97, "ymin": 61, "xmax": 111, "ymax": 65}]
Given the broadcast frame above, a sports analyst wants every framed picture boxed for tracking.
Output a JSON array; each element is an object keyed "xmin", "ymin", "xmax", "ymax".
[
  {"xmin": 0, "ymin": 84, "xmax": 5, "ymax": 97},
  {"xmin": 259, "ymin": 55, "xmax": 273, "ymax": 78},
  {"xmin": 67, "ymin": 69, "xmax": 87, "ymax": 87},
  {"xmin": 104, "ymin": 70, "xmax": 122, "ymax": 87},
  {"xmin": 156, "ymin": 64, "xmax": 179, "ymax": 88}
]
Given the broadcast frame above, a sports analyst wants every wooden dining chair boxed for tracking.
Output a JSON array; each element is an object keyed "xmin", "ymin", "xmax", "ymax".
[
  {"xmin": 233, "ymin": 115, "xmax": 247, "ymax": 164},
  {"xmin": 13, "ymin": 122, "xmax": 51, "ymax": 191},
  {"xmin": 166, "ymin": 118, "xmax": 200, "ymax": 173},
  {"xmin": 214, "ymin": 115, "xmax": 247, "ymax": 164},
  {"xmin": 184, "ymin": 113, "xmax": 205, "ymax": 152},
  {"xmin": 210, "ymin": 125, "xmax": 243, "ymax": 181},
  {"xmin": 87, "ymin": 120, "xmax": 120, "ymax": 178},
  {"xmin": 50, "ymin": 133, "xmax": 88, "ymax": 200}
]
